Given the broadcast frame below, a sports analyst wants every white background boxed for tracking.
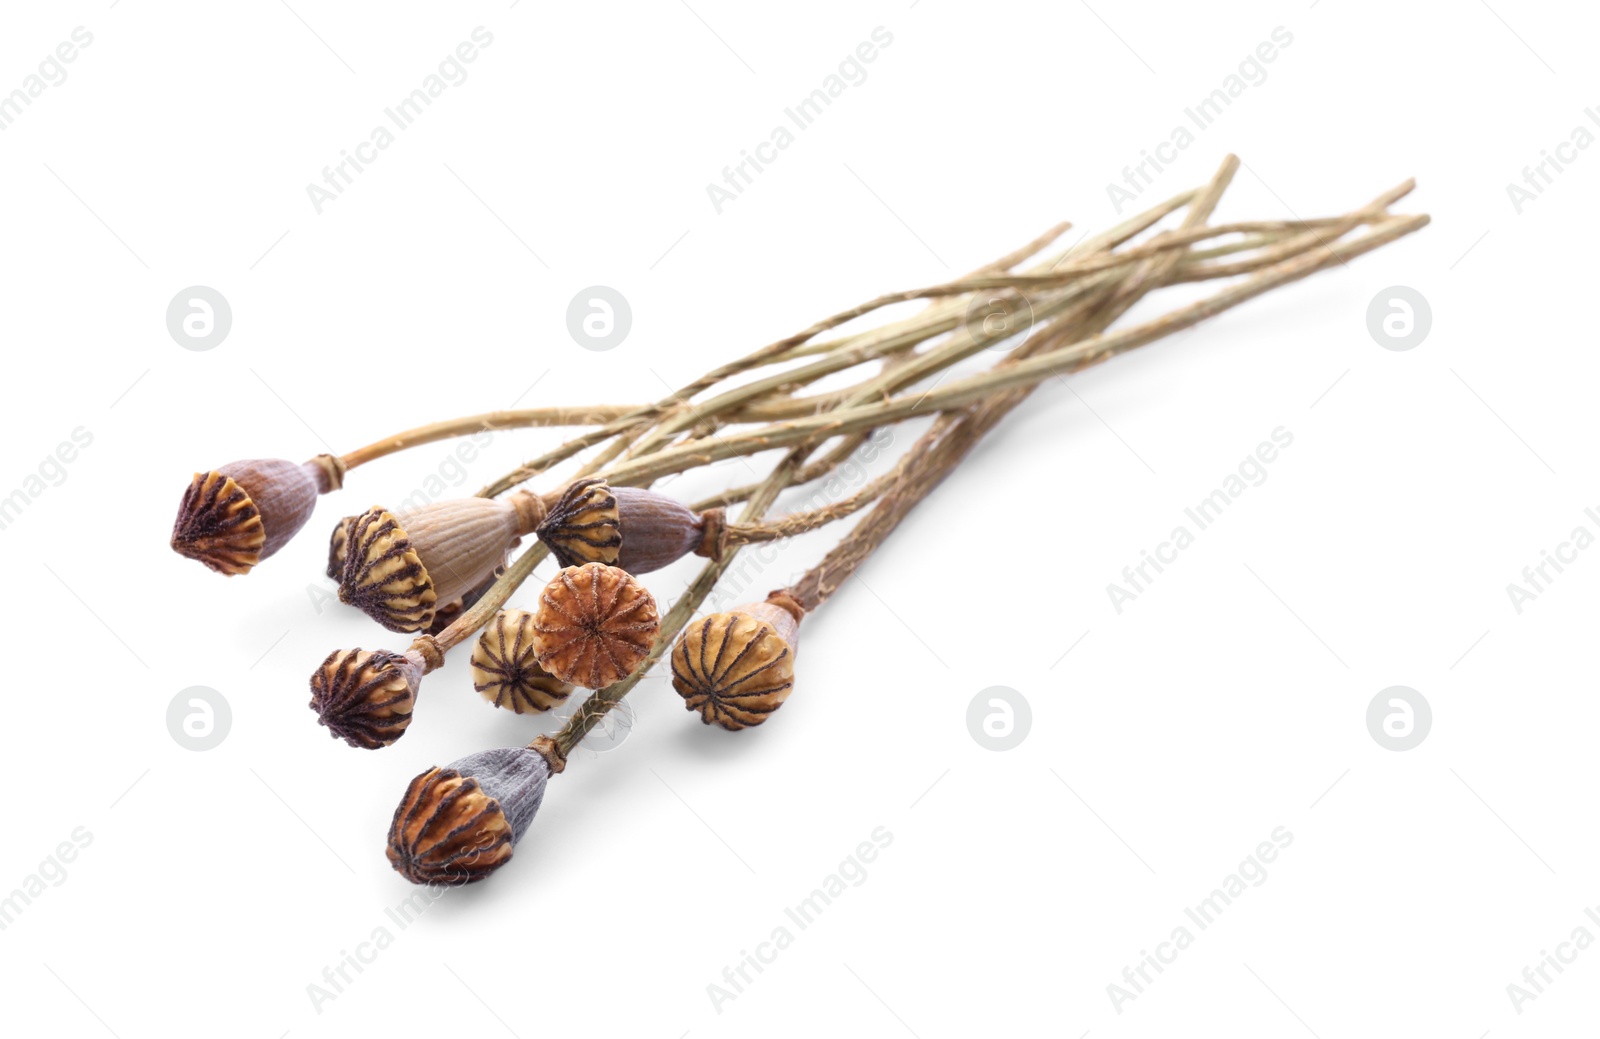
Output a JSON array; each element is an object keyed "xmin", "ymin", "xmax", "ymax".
[{"xmin": 0, "ymin": 1, "xmax": 1593, "ymax": 1035}]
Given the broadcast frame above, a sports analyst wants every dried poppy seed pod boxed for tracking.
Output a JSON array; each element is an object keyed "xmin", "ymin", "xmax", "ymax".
[
  {"xmin": 325, "ymin": 515, "xmax": 356, "ymax": 579},
  {"xmin": 171, "ymin": 455, "xmax": 345, "ymax": 575},
  {"xmin": 671, "ymin": 591, "xmax": 804, "ymax": 730},
  {"xmin": 536, "ymin": 477, "xmax": 722, "ymax": 573},
  {"xmin": 532, "ymin": 562, "xmax": 660, "ymax": 688},
  {"xmin": 387, "ymin": 745, "xmax": 556, "ymax": 886},
  {"xmin": 339, "ymin": 491, "xmax": 546, "ymax": 633},
  {"xmin": 472, "ymin": 609, "xmax": 574, "ymax": 713},
  {"xmin": 330, "ymin": 517, "xmax": 505, "ymax": 635},
  {"xmin": 308, "ymin": 647, "xmax": 429, "ymax": 749}
]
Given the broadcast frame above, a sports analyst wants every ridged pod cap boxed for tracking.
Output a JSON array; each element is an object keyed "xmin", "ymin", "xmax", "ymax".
[
  {"xmin": 536, "ymin": 477, "xmax": 717, "ymax": 574},
  {"xmin": 671, "ymin": 595, "xmax": 803, "ymax": 730},
  {"xmin": 386, "ymin": 747, "xmax": 551, "ymax": 886},
  {"xmin": 171, "ymin": 455, "xmax": 343, "ymax": 575},
  {"xmin": 536, "ymin": 478, "xmax": 621, "ymax": 568},
  {"xmin": 339, "ymin": 493, "xmax": 542, "ymax": 633},
  {"xmin": 471, "ymin": 610, "xmax": 574, "ymax": 713},
  {"xmin": 532, "ymin": 563, "xmax": 660, "ymax": 688},
  {"xmin": 308, "ymin": 647, "xmax": 425, "ymax": 749},
  {"xmin": 325, "ymin": 515, "xmax": 356, "ymax": 580}
]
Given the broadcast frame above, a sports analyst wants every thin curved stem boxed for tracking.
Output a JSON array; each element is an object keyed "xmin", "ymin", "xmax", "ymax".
[{"xmin": 339, "ymin": 406, "xmax": 635, "ymax": 470}]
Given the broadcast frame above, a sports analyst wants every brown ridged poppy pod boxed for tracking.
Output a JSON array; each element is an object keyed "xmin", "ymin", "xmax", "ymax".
[
  {"xmin": 329, "ymin": 515, "xmax": 502, "ymax": 636},
  {"xmin": 387, "ymin": 745, "xmax": 557, "ymax": 886},
  {"xmin": 171, "ymin": 455, "xmax": 345, "ymax": 575},
  {"xmin": 338, "ymin": 491, "xmax": 547, "ymax": 633},
  {"xmin": 536, "ymin": 477, "xmax": 723, "ymax": 574},
  {"xmin": 308, "ymin": 647, "xmax": 429, "ymax": 749},
  {"xmin": 532, "ymin": 563, "xmax": 660, "ymax": 688},
  {"xmin": 471, "ymin": 610, "xmax": 574, "ymax": 713},
  {"xmin": 671, "ymin": 591, "xmax": 805, "ymax": 730},
  {"xmin": 325, "ymin": 515, "xmax": 356, "ymax": 580}
]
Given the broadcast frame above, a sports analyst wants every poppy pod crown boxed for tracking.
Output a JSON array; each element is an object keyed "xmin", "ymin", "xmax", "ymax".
[
  {"xmin": 338, "ymin": 491, "xmax": 545, "ymax": 633},
  {"xmin": 171, "ymin": 455, "xmax": 344, "ymax": 575}
]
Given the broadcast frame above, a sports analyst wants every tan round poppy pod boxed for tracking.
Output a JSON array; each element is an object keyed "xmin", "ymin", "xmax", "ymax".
[
  {"xmin": 308, "ymin": 647, "xmax": 428, "ymax": 749},
  {"xmin": 170, "ymin": 455, "xmax": 345, "ymax": 575},
  {"xmin": 671, "ymin": 591, "xmax": 805, "ymax": 730},
  {"xmin": 339, "ymin": 491, "xmax": 547, "ymax": 633},
  {"xmin": 471, "ymin": 610, "xmax": 574, "ymax": 713},
  {"xmin": 536, "ymin": 477, "xmax": 723, "ymax": 574},
  {"xmin": 532, "ymin": 563, "xmax": 660, "ymax": 688}
]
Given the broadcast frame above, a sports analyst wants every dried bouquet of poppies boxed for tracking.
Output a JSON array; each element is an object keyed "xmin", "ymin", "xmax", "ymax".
[{"xmin": 169, "ymin": 156, "xmax": 1428, "ymax": 884}]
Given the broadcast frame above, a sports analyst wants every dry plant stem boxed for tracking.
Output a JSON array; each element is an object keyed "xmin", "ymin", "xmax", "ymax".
[
  {"xmin": 647, "ymin": 206, "xmax": 1356, "ymax": 505},
  {"xmin": 621, "ymin": 220, "xmax": 1082, "ymax": 457},
  {"xmin": 1170, "ymin": 179, "xmax": 1416, "ymax": 283},
  {"xmin": 689, "ymin": 432, "xmax": 873, "ymax": 512},
  {"xmin": 588, "ymin": 211, "xmax": 1428, "ymax": 490},
  {"xmin": 476, "ymin": 318, "xmax": 910, "ymax": 499},
  {"xmin": 425, "ymin": 543, "xmax": 551, "ymax": 655},
  {"xmin": 538, "ymin": 193, "xmax": 1188, "ymax": 479},
  {"xmin": 717, "ymin": 226, "xmax": 1310, "ymax": 431},
  {"xmin": 808, "ymin": 160, "xmax": 1242, "ymax": 572},
  {"xmin": 460, "ymin": 190, "xmax": 1307, "ymax": 497},
  {"xmin": 338, "ymin": 407, "xmax": 636, "ymax": 470},
  {"xmin": 471, "ymin": 223, "xmax": 1083, "ymax": 503},
  {"xmin": 655, "ymin": 213, "xmax": 1430, "ymax": 482},
  {"xmin": 476, "ymin": 186, "xmax": 1224, "ymax": 495},
  {"xmin": 781, "ymin": 166, "xmax": 1243, "ymax": 603},
  {"xmin": 626, "ymin": 192, "xmax": 1212, "ymax": 455},
  {"xmin": 786, "ymin": 406, "xmax": 996, "ymax": 610},
  {"xmin": 707, "ymin": 215, "xmax": 1352, "ymax": 430},
  {"xmin": 727, "ymin": 160, "xmax": 1248, "ymax": 546}
]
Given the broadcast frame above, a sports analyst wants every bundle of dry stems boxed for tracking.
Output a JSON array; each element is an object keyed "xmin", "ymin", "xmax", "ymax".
[{"xmin": 166, "ymin": 155, "xmax": 1427, "ymax": 885}]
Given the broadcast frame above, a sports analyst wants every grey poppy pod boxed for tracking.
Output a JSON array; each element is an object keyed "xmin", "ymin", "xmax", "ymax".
[
  {"xmin": 171, "ymin": 454, "xmax": 345, "ymax": 575},
  {"xmin": 386, "ymin": 746, "xmax": 554, "ymax": 885},
  {"xmin": 339, "ymin": 491, "xmax": 546, "ymax": 633},
  {"xmin": 536, "ymin": 477, "xmax": 722, "ymax": 574}
]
